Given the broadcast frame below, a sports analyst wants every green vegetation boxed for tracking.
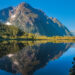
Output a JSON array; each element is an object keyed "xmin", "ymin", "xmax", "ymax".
[
  {"xmin": 0, "ymin": 23, "xmax": 75, "ymax": 41},
  {"xmin": 0, "ymin": 23, "xmax": 36, "ymax": 40},
  {"xmin": 0, "ymin": 39, "xmax": 73, "ymax": 58}
]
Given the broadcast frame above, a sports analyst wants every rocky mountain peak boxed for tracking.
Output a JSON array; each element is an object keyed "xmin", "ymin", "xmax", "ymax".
[
  {"xmin": 14, "ymin": 2, "xmax": 33, "ymax": 15},
  {"xmin": 0, "ymin": 2, "xmax": 72, "ymax": 36},
  {"xmin": 50, "ymin": 17, "xmax": 58, "ymax": 22},
  {"xmin": 17, "ymin": 2, "xmax": 31, "ymax": 10},
  {"xmin": 18, "ymin": 2, "xmax": 27, "ymax": 7}
]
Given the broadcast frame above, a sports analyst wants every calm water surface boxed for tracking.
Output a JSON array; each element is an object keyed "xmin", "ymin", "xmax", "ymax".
[{"xmin": 0, "ymin": 40, "xmax": 75, "ymax": 75}]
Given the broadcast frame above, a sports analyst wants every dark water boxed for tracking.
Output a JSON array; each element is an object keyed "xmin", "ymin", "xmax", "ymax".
[{"xmin": 0, "ymin": 40, "xmax": 75, "ymax": 75}]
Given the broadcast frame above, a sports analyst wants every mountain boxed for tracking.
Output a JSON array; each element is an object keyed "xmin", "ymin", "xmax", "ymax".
[
  {"xmin": 0, "ymin": 2, "xmax": 72, "ymax": 36},
  {"xmin": 71, "ymin": 31, "xmax": 75, "ymax": 36}
]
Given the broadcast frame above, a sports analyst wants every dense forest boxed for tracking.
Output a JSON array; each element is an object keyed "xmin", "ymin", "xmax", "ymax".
[{"xmin": 0, "ymin": 23, "xmax": 23, "ymax": 38}]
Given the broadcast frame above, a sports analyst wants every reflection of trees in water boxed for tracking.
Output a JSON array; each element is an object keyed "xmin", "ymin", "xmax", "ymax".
[
  {"xmin": 69, "ymin": 57, "xmax": 75, "ymax": 75},
  {"xmin": 0, "ymin": 41, "xmax": 26, "ymax": 57},
  {"xmin": 0, "ymin": 40, "xmax": 50, "ymax": 57},
  {"xmin": 0, "ymin": 41, "xmax": 72, "ymax": 75}
]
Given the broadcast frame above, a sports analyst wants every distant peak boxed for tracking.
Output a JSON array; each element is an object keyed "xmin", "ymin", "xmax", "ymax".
[
  {"xmin": 50, "ymin": 17, "xmax": 59, "ymax": 22},
  {"xmin": 53, "ymin": 18, "xmax": 57, "ymax": 21},
  {"xmin": 50, "ymin": 17, "xmax": 57, "ymax": 21},
  {"xmin": 18, "ymin": 2, "xmax": 30, "ymax": 8},
  {"xmin": 19, "ymin": 2, "xmax": 26, "ymax": 7},
  {"xmin": 50, "ymin": 17, "xmax": 54, "ymax": 19}
]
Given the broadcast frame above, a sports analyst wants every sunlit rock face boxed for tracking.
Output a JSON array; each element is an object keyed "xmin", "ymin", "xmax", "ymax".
[
  {"xmin": 0, "ymin": 41, "xmax": 72, "ymax": 75},
  {"xmin": 0, "ymin": 2, "xmax": 72, "ymax": 36}
]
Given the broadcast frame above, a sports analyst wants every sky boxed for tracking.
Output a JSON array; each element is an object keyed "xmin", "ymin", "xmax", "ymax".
[{"xmin": 0, "ymin": 0, "xmax": 75, "ymax": 31}]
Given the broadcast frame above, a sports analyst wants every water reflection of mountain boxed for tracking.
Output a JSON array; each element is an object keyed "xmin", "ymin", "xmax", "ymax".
[{"xmin": 0, "ymin": 41, "xmax": 72, "ymax": 75}]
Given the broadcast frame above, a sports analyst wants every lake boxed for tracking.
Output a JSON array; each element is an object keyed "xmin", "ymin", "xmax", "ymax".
[{"xmin": 0, "ymin": 40, "xmax": 75, "ymax": 75}]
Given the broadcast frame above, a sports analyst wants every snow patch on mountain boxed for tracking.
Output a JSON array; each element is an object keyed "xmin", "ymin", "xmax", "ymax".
[
  {"xmin": 5, "ymin": 22, "xmax": 12, "ymax": 25},
  {"xmin": 11, "ymin": 14, "xmax": 16, "ymax": 19},
  {"xmin": 7, "ymin": 54, "xmax": 14, "ymax": 57}
]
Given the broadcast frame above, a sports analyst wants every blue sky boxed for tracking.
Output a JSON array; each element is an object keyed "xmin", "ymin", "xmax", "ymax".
[{"xmin": 0, "ymin": 0, "xmax": 75, "ymax": 31}]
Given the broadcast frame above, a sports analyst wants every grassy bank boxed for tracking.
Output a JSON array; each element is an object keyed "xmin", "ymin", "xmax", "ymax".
[{"xmin": 0, "ymin": 35, "xmax": 75, "ymax": 41}]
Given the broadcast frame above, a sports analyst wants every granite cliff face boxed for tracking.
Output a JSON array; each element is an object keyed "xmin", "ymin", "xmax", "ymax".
[{"xmin": 0, "ymin": 2, "xmax": 72, "ymax": 36}]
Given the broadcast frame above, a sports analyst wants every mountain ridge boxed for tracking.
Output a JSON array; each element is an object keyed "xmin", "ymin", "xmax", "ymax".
[{"xmin": 0, "ymin": 2, "xmax": 72, "ymax": 36}]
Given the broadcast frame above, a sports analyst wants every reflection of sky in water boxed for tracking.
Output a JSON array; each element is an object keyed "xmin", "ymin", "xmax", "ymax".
[
  {"xmin": 72, "ymin": 44, "xmax": 75, "ymax": 48},
  {"xmin": 0, "ymin": 70, "xmax": 21, "ymax": 75},
  {"xmin": 0, "ymin": 70, "xmax": 12, "ymax": 75},
  {"xmin": 34, "ymin": 48, "xmax": 75, "ymax": 75}
]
